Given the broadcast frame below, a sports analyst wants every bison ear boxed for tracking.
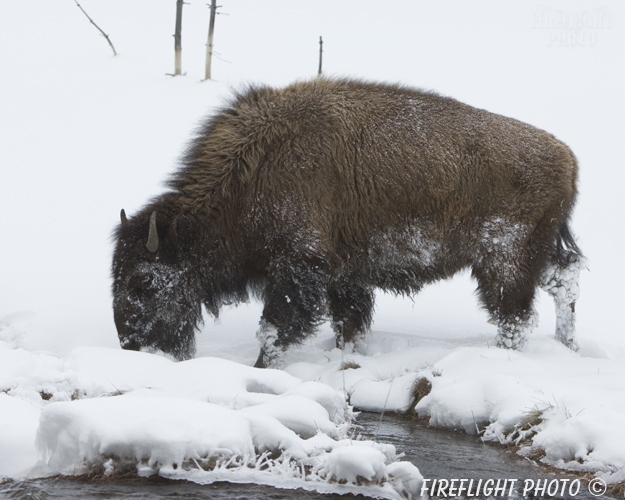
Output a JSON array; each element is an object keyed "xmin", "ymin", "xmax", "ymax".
[
  {"xmin": 120, "ymin": 209, "xmax": 128, "ymax": 226},
  {"xmin": 146, "ymin": 211, "xmax": 159, "ymax": 253}
]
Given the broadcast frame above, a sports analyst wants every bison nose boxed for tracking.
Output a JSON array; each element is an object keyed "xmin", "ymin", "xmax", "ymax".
[
  {"xmin": 114, "ymin": 316, "xmax": 142, "ymax": 352},
  {"xmin": 120, "ymin": 338, "xmax": 141, "ymax": 352}
]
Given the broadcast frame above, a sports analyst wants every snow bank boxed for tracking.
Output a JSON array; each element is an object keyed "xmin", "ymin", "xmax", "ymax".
[
  {"xmin": 37, "ymin": 395, "xmax": 256, "ymax": 476},
  {"xmin": 1, "ymin": 343, "xmax": 424, "ymax": 499},
  {"xmin": 283, "ymin": 330, "xmax": 625, "ymax": 485},
  {"xmin": 0, "ymin": 394, "xmax": 40, "ymax": 478},
  {"xmin": 414, "ymin": 341, "xmax": 625, "ymax": 484},
  {"xmin": 36, "ymin": 392, "xmax": 424, "ymax": 499}
]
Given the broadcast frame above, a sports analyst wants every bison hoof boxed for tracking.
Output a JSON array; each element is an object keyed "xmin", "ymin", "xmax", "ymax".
[{"xmin": 495, "ymin": 332, "xmax": 528, "ymax": 350}]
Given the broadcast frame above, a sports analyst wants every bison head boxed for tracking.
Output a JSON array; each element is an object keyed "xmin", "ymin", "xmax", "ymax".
[{"xmin": 112, "ymin": 209, "xmax": 203, "ymax": 360}]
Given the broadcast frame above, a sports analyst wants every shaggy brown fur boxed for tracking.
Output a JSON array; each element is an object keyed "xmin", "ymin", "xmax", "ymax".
[{"xmin": 112, "ymin": 78, "xmax": 581, "ymax": 367}]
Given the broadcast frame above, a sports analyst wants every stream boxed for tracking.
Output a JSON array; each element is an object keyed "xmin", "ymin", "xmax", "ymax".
[{"xmin": 0, "ymin": 412, "xmax": 610, "ymax": 499}]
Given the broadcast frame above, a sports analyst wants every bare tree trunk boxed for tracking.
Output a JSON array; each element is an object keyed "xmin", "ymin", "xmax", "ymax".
[
  {"xmin": 174, "ymin": 0, "xmax": 184, "ymax": 76},
  {"xmin": 74, "ymin": 0, "xmax": 117, "ymax": 56},
  {"xmin": 318, "ymin": 36, "xmax": 323, "ymax": 77},
  {"xmin": 204, "ymin": 0, "xmax": 218, "ymax": 80}
]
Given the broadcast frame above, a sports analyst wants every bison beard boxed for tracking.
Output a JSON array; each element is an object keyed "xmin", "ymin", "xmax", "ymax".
[{"xmin": 111, "ymin": 78, "xmax": 583, "ymax": 368}]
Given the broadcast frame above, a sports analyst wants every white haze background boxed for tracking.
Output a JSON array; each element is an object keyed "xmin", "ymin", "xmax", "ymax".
[{"xmin": 1, "ymin": 0, "xmax": 624, "ymax": 496}]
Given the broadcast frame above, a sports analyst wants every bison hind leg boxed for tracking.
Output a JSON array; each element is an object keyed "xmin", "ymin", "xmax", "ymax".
[
  {"xmin": 473, "ymin": 262, "xmax": 539, "ymax": 351},
  {"xmin": 473, "ymin": 219, "xmax": 542, "ymax": 350},
  {"xmin": 328, "ymin": 280, "xmax": 374, "ymax": 351},
  {"xmin": 495, "ymin": 310, "xmax": 539, "ymax": 350},
  {"xmin": 540, "ymin": 251, "xmax": 584, "ymax": 351}
]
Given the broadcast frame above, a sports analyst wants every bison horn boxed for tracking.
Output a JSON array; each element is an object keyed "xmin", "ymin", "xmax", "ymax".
[
  {"xmin": 146, "ymin": 211, "xmax": 159, "ymax": 253},
  {"xmin": 120, "ymin": 209, "xmax": 128, "ymax": 226}
]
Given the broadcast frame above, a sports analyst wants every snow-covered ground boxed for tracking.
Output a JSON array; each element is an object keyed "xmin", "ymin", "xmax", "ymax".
[
  {"xmin": 15, "ymin": 346, "xmax": 422, "ymax": 499},
  {"xmin": 1, "ymin": 0, "xmax": 624, "ymax": 496}
]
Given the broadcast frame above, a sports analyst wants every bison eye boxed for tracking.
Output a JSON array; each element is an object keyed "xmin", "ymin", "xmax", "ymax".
[{"xmin": 127, "ymin": 275, "xmax": 154, "ymax": 300}]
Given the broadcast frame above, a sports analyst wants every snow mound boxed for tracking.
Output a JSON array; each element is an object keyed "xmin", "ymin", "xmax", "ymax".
[
  {"xmin": 17, "ymin": 346, "xmax": 424, "ymax": 499},
  {"xmin": 413, "ymin": 344, "xmax": 625, "ymax": 484},
  {"xmin": 284, "ymin": 330, "xmax": 625, "ymax": 486},
  {"xmin": 37, "ymin": 395, "xmax": 256, "ymax": 476}
]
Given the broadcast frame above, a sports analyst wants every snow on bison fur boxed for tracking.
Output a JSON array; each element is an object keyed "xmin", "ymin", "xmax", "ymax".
[{"xmin": 112, "ymin": 78, "xmax": 583, "ymax": 368}]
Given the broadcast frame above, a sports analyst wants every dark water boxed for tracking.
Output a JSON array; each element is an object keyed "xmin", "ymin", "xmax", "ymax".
[
  {"xmin": 0, "ymin": 479, "xmax": 362, "ymax": 500},
  {"xmin": 362, "ymin": 412, "xmax": 606, "ymax": 499},
  {"xmin": 0, "ymin": 412, "xmax": 611, "ymax": 499}
]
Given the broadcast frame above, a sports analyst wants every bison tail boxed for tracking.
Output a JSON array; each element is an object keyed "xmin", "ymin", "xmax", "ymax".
[{"xmin": 555, "ymin": 220, "xmax": 583, "ymax": 266}]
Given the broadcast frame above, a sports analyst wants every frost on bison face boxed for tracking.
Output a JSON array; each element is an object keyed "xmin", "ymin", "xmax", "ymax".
[
  {"xmin": 112, "ymin": 211, "xmax": 203, "ymax": 360},
  {"xmin": 111, "ymin": 78, "xmax": 583, "ymax": 368}
]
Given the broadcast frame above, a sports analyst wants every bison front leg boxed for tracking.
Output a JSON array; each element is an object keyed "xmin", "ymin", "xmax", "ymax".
[
  {"xmin": 328, "ymin": 280, "xmax": 374, "ymax": 350},
  {"xmin": 540, "ymin": 253, "xmax": 584, "ymax": 351},
  {"xmin": 254, "ymin": 258, "xmax": 329, "ymax": 368}
]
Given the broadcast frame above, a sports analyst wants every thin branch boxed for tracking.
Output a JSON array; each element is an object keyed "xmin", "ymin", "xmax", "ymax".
[
  {"xmin": 211, "ymin": 51, "xmax": 232, "ymax": 64},
  {"xmin": 74, "ymin": 0, "xmax": 117, "ymax": 56},
  {"xmin": 374, "ymin": 377, "xmax": 395, "ymax": 441}
]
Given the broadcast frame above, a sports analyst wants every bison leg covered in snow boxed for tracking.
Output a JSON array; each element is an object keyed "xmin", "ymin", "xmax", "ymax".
[{"xmin": 111, "ymin": 78, "xmax": 583, "ymax": 368}]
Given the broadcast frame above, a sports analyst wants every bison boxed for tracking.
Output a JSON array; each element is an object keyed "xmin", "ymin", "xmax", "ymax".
[{"xmin": 112, "ymin": 78, "xmax": 583, "ymax": 368}]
